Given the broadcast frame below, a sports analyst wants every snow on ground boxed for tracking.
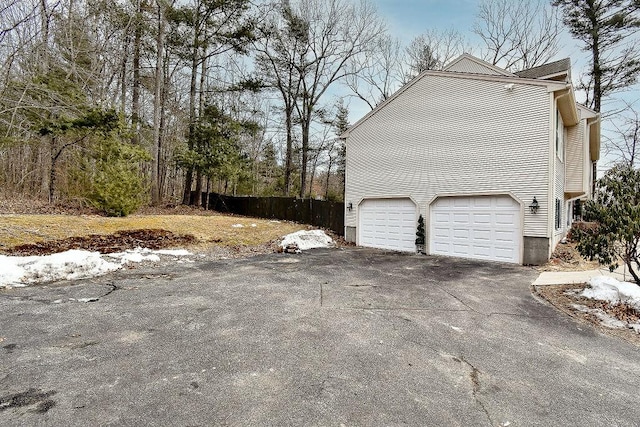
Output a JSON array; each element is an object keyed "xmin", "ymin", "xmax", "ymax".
[
  {"xmin": 578, "ymin": 276, "xmax": 640, "ymax": 332},
  {"xmin": 581, "ymin": 276, "xmax": 640, "ymax": 310},
  {"xmin": 0, "ymin": 248, "xmax": 192, "ymax": 288},
  {"xmin": 280, "ymin": 230, "xmax": 334, "ymax": 251}
]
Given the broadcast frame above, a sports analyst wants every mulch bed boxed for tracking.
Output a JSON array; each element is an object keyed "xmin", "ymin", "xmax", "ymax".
[
  {"xmin": 535, "ymin": 283, "xmax": 640, "ymax": 346},
  {"xmin": 5, "ymin": 229, "xmax": 196, "ymax": 256}
]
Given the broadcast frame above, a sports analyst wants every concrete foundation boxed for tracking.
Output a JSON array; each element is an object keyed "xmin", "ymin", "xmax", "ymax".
[
  {"xmin": 345, "ymin": 226, "xmax": 356, "ymax": 243},
  {"xmin": 523, "ymin": 236, "xmax": 550, "ymax": 265}
]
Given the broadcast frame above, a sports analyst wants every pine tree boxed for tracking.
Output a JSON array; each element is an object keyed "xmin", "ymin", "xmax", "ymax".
[
  {"xmin": 552, "ymin": 0, "xmax": 640, "ymax": 113},
  {"xmin": 416, "ymin": 214, "xmax": 426, "ymax": 253}
]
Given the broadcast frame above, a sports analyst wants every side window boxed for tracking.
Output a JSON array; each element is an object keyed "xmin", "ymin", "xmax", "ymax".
[
  {"xmin": 555, "ymin": 198, "xmax": 561, "ymax": 230},
  {"xmin": 566, "ymin": 201, "xmax": 572, "ymax": 227},
  {"xmin": 556, "ymin": 109, "xmax": 564, "ymax": 162}
]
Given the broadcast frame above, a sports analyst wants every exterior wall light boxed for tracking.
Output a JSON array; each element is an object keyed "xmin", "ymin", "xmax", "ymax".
[
  {"xmin": 529, "ymin": 197, "xmax": 539, "ymax": 214},
  {"xmin": 347, "ymin": 202, "xmax": 353, "ymax": 212}
]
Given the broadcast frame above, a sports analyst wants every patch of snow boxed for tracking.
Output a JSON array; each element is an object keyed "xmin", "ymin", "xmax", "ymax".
[
  {"xmin": 154, "ymin": 249, "xmax": 192, "ymax": 256},
  {"xmin": 108, "ymin": 249, "xmax": 160, "ymax": 263},
  {"xmin": 581, "ymin": 276, "xmax": 640, "ymax": 310},
  {"xmin": 251, "ymin": 223, "xmax": 257, "ymax": 227},
  {"xmin": 0, "ymin": 250, "xmax": 121, "ymax": 288},
  {"xmin": 571, "ymin": 304, "xmax": 627, "ymax": 329},
  {"xmin": 0, "ymin": 247, "xmax": 194, "ymax": 288},
  {"xmin": 231, "ymin": 224, "xmax": 244, "ymax": 228},
  {"xmin": 280, "ymin": 230, "xmax": 334, "ymax": 251}
]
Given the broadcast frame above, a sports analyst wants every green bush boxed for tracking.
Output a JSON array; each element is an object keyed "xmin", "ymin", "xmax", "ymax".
[
  {"xmin": 573, "ymin": 164, "xmax": 640, "ymax": 284},
  {"xmin": 84, "ymin": 139, "xmax": 149, "ymax": 217}
]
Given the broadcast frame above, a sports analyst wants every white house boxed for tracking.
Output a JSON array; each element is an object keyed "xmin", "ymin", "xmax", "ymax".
[{"xmin": 342, "ymin": 54, "xmax": 600, "ymax": 265}]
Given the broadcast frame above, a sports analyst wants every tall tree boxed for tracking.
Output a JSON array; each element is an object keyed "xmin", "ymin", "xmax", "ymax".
[
  {"xmin": 170, "ymin": 0, "xmax": 254, "ymax": 204},
  {"xmin": 405, "ymin": 29, "xmax": 470, "ymax": 80},
  {"xmin": 291, "ymin": 0, "xmax": 384, "ymax": 197},
  {"xmin": 474, "ymin": 0, "xmax": 562, "ymax": 71},
  {"xmin": 254, "ymin": 1, "xmax": 308, "ymax": 195},
  {"xmin": 344, "ymin": 33, "xmax": 404, "ymax": 110},
  {"xmin": 552, "ymin": 0, "xmax": 640, "ymax": 113}
]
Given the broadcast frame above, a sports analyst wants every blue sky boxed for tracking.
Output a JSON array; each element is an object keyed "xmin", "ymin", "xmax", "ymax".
[
  {"xmin": 374, "ymin": 0, "xmax": 480, "ymax": 40},
  {"xmin": 342, "ymin": 1, "xmax": 593, "ymax": 117}
]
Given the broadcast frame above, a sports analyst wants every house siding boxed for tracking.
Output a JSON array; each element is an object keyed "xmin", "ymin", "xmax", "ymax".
[
  {"xmin": 345, "ymin": 74, "xmax": 551, "ymax": 241},
  {"xmin": 565, "ymin": 120, "xmax": 586, "ymax": 195},
  {"xmin": 553, "ymin": 154, "xmax": 566, "ymax": 249},
  {"xmin": 446, "ymin": 58, "xmax": 504, "ymax": 75}
]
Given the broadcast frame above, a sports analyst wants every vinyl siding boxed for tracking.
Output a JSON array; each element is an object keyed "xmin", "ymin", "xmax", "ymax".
[
  {"xmin": 553, "ymin": 154, "xmax": 566, "ymax": 247},
  {"xmin": 345, "ymin": 74, "xmax": 550, "ymax": 238},
  {"xmin": 565, "ymin": 121, "xmax": 587, "ymax": 195},
  {"xmin": 446, "ymin": 58, "xmax": 504, "ymax": 75},
  {"xmin": 564, "ymin": 120, "xmax": 587, "ymax": 194}
]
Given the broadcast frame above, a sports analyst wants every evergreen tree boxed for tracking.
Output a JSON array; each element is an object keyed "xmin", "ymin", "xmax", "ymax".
[
  {"xmin": 552, "ymin": 0, "xmax": 640, "ymax": 113},
  {"xmin": 574, "ymin": 164, "xmax": 640, "ymax": 284},
  {"xmin": 416, "ymin": 214, "xmax": 426, "ymax": 253}
]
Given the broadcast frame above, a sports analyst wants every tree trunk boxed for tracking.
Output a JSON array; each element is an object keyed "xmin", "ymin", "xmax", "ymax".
[
  {"xmin": 182, "ymin": 9, "xmax": 200, "ymax": 205},
  {"xmin": 284, "ymin": 110, "xmax": 293, "ymax": 195},
  {"xmin": 131, "ymin": 0, "xmax": 142, "ymax": 145},
  {"xmin": 299, "ymin": 112, "xmax": 311, "ymax": 198},
  {"xmin": 151, "ymin": 0, "xmax": 165, "ymax": 206},
  {"xmin": 195, "ymin": 170, "xmax": 203, "ymax": 206},
  {"xmin": 48, "ymin": 136, "xmax": 56, "ymax": 203}
]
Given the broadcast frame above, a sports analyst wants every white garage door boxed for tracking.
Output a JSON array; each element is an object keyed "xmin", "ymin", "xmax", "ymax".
[
  {"xmin": 430, "ymin": 196, "xmax": 521, "ymax": 263},
  {"xmin": 359, "ymin": 198, "xmax": 416, "ymax": 252}
]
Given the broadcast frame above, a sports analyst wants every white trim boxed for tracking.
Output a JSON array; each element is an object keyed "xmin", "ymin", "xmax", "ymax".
[{"xmin": 443, "ymin": 53, "xmax": 516, "ymax": 76}]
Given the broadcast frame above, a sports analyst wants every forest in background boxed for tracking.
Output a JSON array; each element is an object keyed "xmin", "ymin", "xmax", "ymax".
[{"xmin": 1, "ymin": 0, "xmax": 639, "ymax": 215}]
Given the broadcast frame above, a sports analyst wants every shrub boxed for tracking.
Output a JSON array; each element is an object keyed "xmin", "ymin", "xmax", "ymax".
[
  {"xmin": 84, "ymin": 139, "xmax": 150, "ymax": 217},
  {"xmin": 573, "ymin": 164, "xmax": 640, "ymax": 284}
]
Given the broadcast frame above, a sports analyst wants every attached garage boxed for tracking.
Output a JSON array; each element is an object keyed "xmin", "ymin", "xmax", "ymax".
[
  {"xmin": 430, "ymin": 196, "xmax": 521, "ymax": 263},
  {"xmin": 358, "ymin": 198, "xmax": 416, "ymax": 252}
]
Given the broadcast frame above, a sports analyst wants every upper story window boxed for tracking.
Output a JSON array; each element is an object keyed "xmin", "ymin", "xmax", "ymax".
[{"xmin": 556, "ymin": 109, "xmax": 564, "ymax": 162}]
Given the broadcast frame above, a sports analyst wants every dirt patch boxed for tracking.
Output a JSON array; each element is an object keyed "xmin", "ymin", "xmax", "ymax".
[
  {"xmin": 5, "ymin": 229, "xmax": 196, "ymax": 256},
  {"xmin": 537, "ymin": 241, "xmax": 599, "ymax": 272},
  {"xmin": 535, "ymin": 284, "xmax": 640, "ymax": 346}
]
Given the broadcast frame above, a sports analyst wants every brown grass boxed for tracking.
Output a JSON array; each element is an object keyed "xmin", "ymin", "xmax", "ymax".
[{"xmin": 0, "ymin": 213, "xmax": 307, "ymax": 253}]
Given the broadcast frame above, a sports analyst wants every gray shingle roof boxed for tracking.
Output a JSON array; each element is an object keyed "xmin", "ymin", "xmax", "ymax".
[{"xmin": 515, "ymin": 58, "xmax": 571, "ymax": 79}]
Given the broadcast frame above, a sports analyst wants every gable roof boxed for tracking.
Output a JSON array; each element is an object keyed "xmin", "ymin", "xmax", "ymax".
[
  {"xmin": 341, "ymin": 54, "xmax": 572, "ymax": 138},
  {"xmin": 515, "ymin": 58, "xmax": 571, "ymax": 80},
  {"xmin": 443, "ymin": 53, "xmax": 516, "ymax": 77}
]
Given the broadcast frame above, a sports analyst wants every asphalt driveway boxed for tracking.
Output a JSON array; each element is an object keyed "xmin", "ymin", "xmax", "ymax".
[{"xmin": 1, "ymin": 248, "xmax": 639, "ymax": 426}]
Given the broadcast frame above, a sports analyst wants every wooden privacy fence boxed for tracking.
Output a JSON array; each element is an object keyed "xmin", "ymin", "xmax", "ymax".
[{"xmin": 194, "ymin": 192, "xmax": 345, "ymax": 236}]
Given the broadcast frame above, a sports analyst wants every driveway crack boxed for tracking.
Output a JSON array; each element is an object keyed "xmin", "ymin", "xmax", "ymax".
[{"xmin": 455, "ymin": 356, "xmax": 494, "ymax": 426}]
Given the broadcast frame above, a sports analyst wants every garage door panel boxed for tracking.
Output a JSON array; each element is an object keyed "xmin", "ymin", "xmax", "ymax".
[
  {"xmin": 473, "ymin": 198, "xmax": 492, "ymax": 208},
  {"xmin": 454, "ymin": 198, "xmax": 471, "ymax": 208},
  {"xmin": 359, "ymin": 198, "xmax": 416, "ymax": 252},
  {"xmin": 431, "ymin": 196, "xmax": 520, "ymax": 263}
]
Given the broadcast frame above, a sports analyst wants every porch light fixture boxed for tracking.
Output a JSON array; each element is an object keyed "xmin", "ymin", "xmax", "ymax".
[
  {"xmin": 529, "ymin": 197, "xmax": 539, "ymax": 214},
  {"xmin": 347, "ymin": 202, "xmax": 353, "ymax": 212}
]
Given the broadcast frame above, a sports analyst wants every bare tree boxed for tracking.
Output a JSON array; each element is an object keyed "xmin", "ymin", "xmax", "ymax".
[
  {"xmin": 292, "ymin": 0, "xmax": 385, "ymax": 198},
  {"xmin": 404, "ymin": 28, "xmax": 471, "ymax": 81},
  {"xmin": 605, "ymin": 101, "xmax": 640, "ymax": 168},
  {"xmin": 344, "ymin": 33, "xmax": 403, "ymax": 110},
  {"xmin": 473, "ymin": 0, "xmax": 562, "ymax": 72}
]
